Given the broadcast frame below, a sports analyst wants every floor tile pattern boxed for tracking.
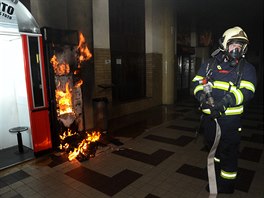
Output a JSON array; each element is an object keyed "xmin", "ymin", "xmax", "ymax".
[
  {"xmin": 66, "ymin": 166, "xmax": 142, "ymax": 196},
  {"xmin": 112, "ymin": 148, "xmax": 174, "ymax": 166},
  {"xmin": 0, "ymin": 99, "xmax": 263, "ymax": 198},
  {"xmin": 176, "ymin": 164, "xmax": 255, "ymax": 192},
  {"xmin": 0, "ymin": 170, "xmax": 30, "ymax": 188},
  {"xmin": 144, "ymin": 134, "xmax": 195, "ymax": 147}
]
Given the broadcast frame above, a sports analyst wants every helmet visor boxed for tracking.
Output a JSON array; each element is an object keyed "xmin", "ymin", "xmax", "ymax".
[{"xmin": 228, "ymin": 42, "xmax": 242, "ymax": 52}]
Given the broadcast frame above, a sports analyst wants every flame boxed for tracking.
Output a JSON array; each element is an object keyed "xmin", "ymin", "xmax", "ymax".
[
  {"xmin": 59, "ymin": 129, "xmax": 76, "ymax": 140},
  {"xmin": 59, "ymin": 143, "xmax": 70, "ymax": 150},
  {"xmin": 59, "ymin": 129, "xmax": 77, "ymax": 150},
  {"xmin": 55, "ymin": 82, "xmax": 73, "ymax": 115},
  {"xmin": 75, "ymin": 80, "xmax": 83, "ymax": 88},
  {"xmin": 50, "ymin": 32, "xmax": 92, "ymax": 119},
  {"xmin": 67, "ymin": 131, "xmax": 101, "ymax": 161},
  {"xmin": 77, "ymin": 32, "xmax": 92, "ymax": 65},
  {"xmin": 50, "ymin": 32, "xmax": 97, "ymax": 161},
  {"xmin": 50, "ymin": 55, "xmax": 70, "ymax": 76}
]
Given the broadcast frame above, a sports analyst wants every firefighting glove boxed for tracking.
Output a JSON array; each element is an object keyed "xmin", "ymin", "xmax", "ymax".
[
  {"xmin": 198, "ymin": 99, "xmax": 220, "ymax": 119},
  {"xmin": 214, "ymin": 93, "xmax": 235, "ymax": 113},
  {"xmin": 199, "ymin": 101, "xmax": 221, "ymax": 119},
  {"xmin": 209, "ymin": 106, "xmax": 221, "ymax": 119},
  {"xmin": 200, "ymin": 101, "xmax": 211, "ymax": 109},
  {"xmin": 209, "ymin": 93, "xmax": 235, "ymax": 119}
]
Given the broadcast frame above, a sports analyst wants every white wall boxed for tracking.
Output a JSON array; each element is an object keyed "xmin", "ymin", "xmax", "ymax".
[
  {"xmin": 92, "ymin": 0, "xmax": 110, "ymax": 49},
  {"xmin": 145, "ymin": 0, "xmax": 164, "ymax": 54},
  {"xmin": 0, "ymin": 35, "xmax": 32, "ymax": 150},
  {"xmin": 145, "ymin": 0, "xmax": 175, "ymax": 104}
]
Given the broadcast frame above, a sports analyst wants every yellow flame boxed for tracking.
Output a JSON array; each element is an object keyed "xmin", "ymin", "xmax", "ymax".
[
  {"xmin": 75, "ymin": 80, "xmax": 83, "ymax": 88},
  {"xmin": 50, "ymin": 55, "xmax": 70, "ymax": 76},
  {"xmin": 77, "ymin": 32, "xmax": 92, "ymax": 64},
  {"xmin": 55, "ymin": 82, "xmax": 73, "ymax": 115},
  {"xmin": 52, "ymin": 32, "xmax": 96, "ymax": 161},
  {"xmin": 59, "ymin": 129, "xmax": 77, "ymax": 140},
  {"xmin": 67, "ymin": 131, "xmax": 101, "ymax": 161}
]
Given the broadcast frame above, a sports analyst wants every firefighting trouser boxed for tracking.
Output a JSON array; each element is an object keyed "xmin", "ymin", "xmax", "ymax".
[{"xmin": 202, "ymin": 115, "xmax": 241, "ymax": 192}]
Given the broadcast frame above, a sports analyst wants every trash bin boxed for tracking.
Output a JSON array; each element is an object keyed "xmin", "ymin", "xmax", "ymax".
[{"xmin": 93, "ymin": 97, "xmax": 108, "ymax": 131}]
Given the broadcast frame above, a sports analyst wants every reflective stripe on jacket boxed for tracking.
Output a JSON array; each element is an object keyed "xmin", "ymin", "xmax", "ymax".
[
  {"xmin": 202, "ymin": 105, "xmax": 243, "ymax": 116},
  {"xmin": 192, "ymin": 53, "xmax": 257, "ymax": 116}
]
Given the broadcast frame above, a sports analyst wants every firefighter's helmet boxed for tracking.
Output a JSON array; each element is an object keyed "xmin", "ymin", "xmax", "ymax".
[{"xmin": 220, "ymin": 26, "xmax": 249, "ymax": 56}]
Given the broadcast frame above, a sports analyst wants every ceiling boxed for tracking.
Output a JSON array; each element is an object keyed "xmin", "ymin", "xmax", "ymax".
[{"xmin": 175, "ymin": 0, "xmax": 263, "ymax": 47}]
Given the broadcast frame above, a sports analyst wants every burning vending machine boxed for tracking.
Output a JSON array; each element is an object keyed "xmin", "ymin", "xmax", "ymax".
[{"xmin": 41, "ymin": 27, "xmax": 100, "ymax": 161}]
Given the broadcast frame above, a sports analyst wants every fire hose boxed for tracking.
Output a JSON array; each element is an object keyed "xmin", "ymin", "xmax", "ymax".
[
  {"xmin": 208, "ymin": 119, "xmax": 221, "ymax": 197},
  {"xmin": 202, "ymin": 80, "xmax": 222, "ymax": 197}
]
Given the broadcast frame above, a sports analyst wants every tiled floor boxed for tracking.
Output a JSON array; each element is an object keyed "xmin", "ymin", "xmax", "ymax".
[{"xmin": 0, "ymin": 98, "xmax": 263, "ymax": 198}]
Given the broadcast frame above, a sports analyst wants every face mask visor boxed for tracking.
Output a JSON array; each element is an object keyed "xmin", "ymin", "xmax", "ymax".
[
  {"xmin": 229, "ymin": 47, "xmax": 241, "ymax": 60},
  {"xmin": 226, "ymin": 41, "xmax": 244, "ymax": 66}
]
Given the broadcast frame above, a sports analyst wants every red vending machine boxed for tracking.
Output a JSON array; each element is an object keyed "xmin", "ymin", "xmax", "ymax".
[{"xmin": 0, "ymin": 0, "xmax": 52, "ymax": 159}]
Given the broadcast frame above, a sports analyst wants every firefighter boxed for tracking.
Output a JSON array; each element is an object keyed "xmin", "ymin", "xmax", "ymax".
[{"xmin": 192, "ymin": 26, "xmax": 257, "ymax": 194}]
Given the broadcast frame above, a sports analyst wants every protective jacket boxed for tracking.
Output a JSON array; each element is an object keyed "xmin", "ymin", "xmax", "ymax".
[
  {"xmin": 192, "ymin": 51, "xmax": 257, "ymax": 193},
  {"xmin": 192, "ymin": 52, "xmax": 257, "ymax": 116}
]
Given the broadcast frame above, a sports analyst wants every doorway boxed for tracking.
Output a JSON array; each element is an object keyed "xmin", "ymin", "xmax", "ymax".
[
  {"xmin": 176, "ymin": 54, "xmax": 196, "ymax": 102},
  {"xmin": 109, "ymin": 0, "xmax": 146, "ymax": 103}
]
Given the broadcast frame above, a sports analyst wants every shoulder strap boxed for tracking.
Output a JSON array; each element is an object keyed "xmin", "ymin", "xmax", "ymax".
[
  {"xmin": 235, "ymin": 59, "xmax": 245, "ymax": 89},
  {"xmin": 205, "ymin": 57, "xmax": 218, "ymax": 80},
  {"xmin": 205, "ymin": 50, "xmax": 223, "ymax": 79}
]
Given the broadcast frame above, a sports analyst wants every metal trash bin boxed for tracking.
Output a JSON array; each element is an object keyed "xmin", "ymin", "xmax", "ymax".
[{"xmin": 93, "ymin": 97, "xmax": 108, "ymax": 131}]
